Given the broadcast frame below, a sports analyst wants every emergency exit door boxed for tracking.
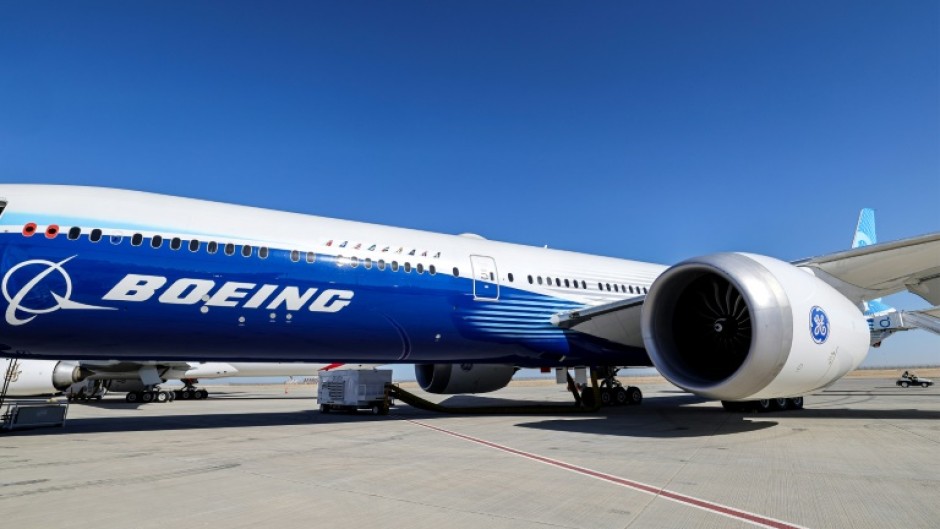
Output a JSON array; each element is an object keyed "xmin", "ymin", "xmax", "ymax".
[{"xmin": 470, "ymin": 255, "xmax": 499, "ymax": 301}]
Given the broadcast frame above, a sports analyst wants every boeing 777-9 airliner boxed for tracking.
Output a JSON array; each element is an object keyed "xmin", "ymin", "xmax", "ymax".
[{"xmin": 0, "ymin": 185, "xmax": 937, "ymax": 409}]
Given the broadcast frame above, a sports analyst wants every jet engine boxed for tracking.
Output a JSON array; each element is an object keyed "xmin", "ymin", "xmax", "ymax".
[
  {"xmin": 641, "ymin": 253, "xmax": 870, "ymax": 401},
  {"xmin": 0, "ymin": 359, "xmax": 85, "ymax": 396},
  {"xmin": 414, "ymin": 363, "xmax": 517, "ymax": 394}
]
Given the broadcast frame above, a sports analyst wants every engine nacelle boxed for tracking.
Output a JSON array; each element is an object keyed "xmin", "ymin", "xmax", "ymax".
[
  {"xmin": 642, "ymin": 253, "xmax": 870, "ymax": 401},
  {"xmin": 1, "ymin": 359, "xmax": 83, "ymax": 396},
  {"xmin": 415, "ymin": 363, "xmax": 516, "ymax": 394}
]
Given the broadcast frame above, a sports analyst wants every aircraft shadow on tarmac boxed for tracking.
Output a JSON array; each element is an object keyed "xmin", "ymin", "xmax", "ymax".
[
  {"xmin": 2, "ymin": 409, "xmax": 399, "ymax": 436},
  {"xmin": 6, "ymin": 390, "xmax": 940, "ymax": 438}
]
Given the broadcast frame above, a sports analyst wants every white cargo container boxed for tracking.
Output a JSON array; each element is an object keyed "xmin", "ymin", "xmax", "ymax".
[{"xmin": 318, "ymin": 369, "xmax": 392, "ymax": 415}]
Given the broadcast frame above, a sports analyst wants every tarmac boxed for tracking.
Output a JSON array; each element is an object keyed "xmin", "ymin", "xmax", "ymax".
[{"xmin": 1, "ymin": 375, "xmax": 938, "ymax": 529}]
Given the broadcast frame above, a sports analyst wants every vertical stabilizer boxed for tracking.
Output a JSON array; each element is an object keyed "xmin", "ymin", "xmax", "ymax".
[
  {"xmin": 852, "ymin": 208, "xmax": 876, "ymax": 248},
  {"xmin": 852, "ymin": 208, "xmax": 878, "ymax": 248},
  {"xmin": 852, "ymin": 208, "xmax": 892, "ymax": 314}
]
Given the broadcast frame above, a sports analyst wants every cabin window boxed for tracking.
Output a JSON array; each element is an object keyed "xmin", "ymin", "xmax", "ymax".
[
  {"xmin": 224, "ymin": 243, "xmax": 235, "ymax": 256},
  {"xmin": 364, "ymin": 258, "xmax": 373, "ymax": 269},
  {"xmin": 306, "ymin": 251, "xmax": 315, "ymax": 263},
  {"xmin": 207, "ymin": 241, "xmax": 218, "ymax": 254},
  {"xmin": 581, "ymin": 280, "xmax": 587, "ymax": 289},
  {"xmin": 527, "ymin": 275, "xmax": 533, "ymax": 284},
  {"xmin": 416, "ymin": 263, "xmax": 424, "ymax": 274},
  {"xmin": 242, "ymin": 245, "xmax": 252, "ymax": 257},
  {"xmin": 259, "ymin": 247, "xmax": 269, "ymax": 259},
  {"xmin": 564, "ymin": 279, "xmax": 570, "ymax": 288},
  {"xmin": 290, "ymin": 250, "xmax": 299, "ymax": 262},
  {"xmin": 429, "ymin": 264, "xmax": 436, "ymax": 275},
  {"xmin": 131, "ymin": 233, "xmax": 143, "ymax": 246},
  {"xmin": 452, "ymin": 267, "xmax": 459, "ymax": 277},
  {"xmin": 378, "ymin": 259, "xmax": 386, "ymax": 271},
  {"xmin": 152, "ymin": 235, "xmax": 163, "ymax": 248},
  {"xmin": 392, "ymin": 261, "xmax": 400, "ymax": 272},
  {"xmin": 170, "ymin": 237, "xmax": 182, "ymax": 250},
  {"xmin": 537, "ymin": 276, "xmax": 543, "ymax": 285},
  {"xmin": 110, "ymin": 234, "xmax": 123, "ymax": 245},
  {"xmin": 508, "ymin": 273, "xmax": 514, "ymax": 282},
  {"xmin": 68, "ymin": 227, "xmax": 81, "ymax": 240},
  {"xmin": 404, "ymin": 262, "xmax": 412, "ymax": 273},
  {"xmin": 188, "ymin": 239, "xmax": 199, "ymax": 252}
]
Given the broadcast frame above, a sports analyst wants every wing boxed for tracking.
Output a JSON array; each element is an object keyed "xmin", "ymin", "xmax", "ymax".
[
  {"xmin": 79, "ymin": 360, "xmax": 195, "ymax": 384},
  {"xmin": 551, "ymin": 297, "xmax": 645, "ymax": 348},
  {"xmin": 795, "ymin": 232, "xmax": 940, "ymax": 305}
]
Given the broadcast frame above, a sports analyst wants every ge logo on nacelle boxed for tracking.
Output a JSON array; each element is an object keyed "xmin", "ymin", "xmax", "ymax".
[
  {"xmin": 810, "ymin": 306, "xmax": 830, "ymax": 344},
  {"xmin": 2, "ymin": 256, "xmax": 114, "ymax": 326}
]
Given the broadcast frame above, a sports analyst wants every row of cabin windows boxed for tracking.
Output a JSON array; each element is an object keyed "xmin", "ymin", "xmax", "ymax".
[
  {"xmin": 42, "ymin": 225, "xmax": 640, "ymax": 291},
  {"xmin": 57, "ymin": 225, "xmax": 452, "ymax": 276},
  {"xmin": 525, "ymin": 273, "xmax": 648, "ymax": 294},
  {"xmin": 72, "ymin": 227, "xmax": 274, "ymax": 259},
  {"xmin": 335, "ymin": 255, "xmax": 439, "ymax": 276}
]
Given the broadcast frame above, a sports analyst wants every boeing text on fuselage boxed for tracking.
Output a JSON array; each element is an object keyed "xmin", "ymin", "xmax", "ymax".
[{"xmin": 2, "ymin": 255, "xmax": 355, "ymax": 326}]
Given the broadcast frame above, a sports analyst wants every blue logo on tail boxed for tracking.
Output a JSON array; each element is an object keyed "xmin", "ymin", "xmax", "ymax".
[{"xmin": 810, "ymin": 306, "xmax": 829, "ymax": 344}]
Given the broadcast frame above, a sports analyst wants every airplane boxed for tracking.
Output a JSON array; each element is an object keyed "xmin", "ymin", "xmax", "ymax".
[
  {"xmin": 0, "ymin": 184, "xmax": 937, "ymax": 412},
  {"xmin": 0, "ymin": 357, "xmax": 368, "ymax": 402}
]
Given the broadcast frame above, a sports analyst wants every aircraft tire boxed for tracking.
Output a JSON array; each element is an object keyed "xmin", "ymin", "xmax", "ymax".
[
  {"xmin": 771, "ymin": 398, "xmax": 789, "ymax": 411},
  {"xmin": 126, "ymin": 392, "xmax": 139, "ymax": 403},
  {"xmin": 142, "ymin": 392, "xmax": 154, "ymax": 403},
  {"xmin": 614, "ymin": 387, "xmax": 628, "ymax": 405},
  {"xmin": 755, "ymin": 399, "xmax": 772, "ymax": 412},
  {"xmin": 599, "ymin": 388, "xmax": 613, "ymax": 406},
  {"xmin": 626, "ymin": 386, "xmax": 642, "ymax": 405},
  {"xmin": 788, "ymin": 397, "xmax": 804, "ymax": 409},
  {"xmin": 155, "ymin": 391, "xmax": 169, "ymax": 403}
]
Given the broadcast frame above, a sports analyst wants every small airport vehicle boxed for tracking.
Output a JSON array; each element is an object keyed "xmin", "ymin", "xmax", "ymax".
[
  {"xmin": 897, "ymin": 373, "xmax": 933, "ymax": 388},
  {"xmin": 318, "ymin": 369, "xmax": 393, "ymax": 415}
]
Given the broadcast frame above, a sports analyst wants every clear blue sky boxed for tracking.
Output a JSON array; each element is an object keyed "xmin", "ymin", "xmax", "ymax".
[{"xmin": 1, "ymin": 1, "xmax": 937, "ymax": 372}]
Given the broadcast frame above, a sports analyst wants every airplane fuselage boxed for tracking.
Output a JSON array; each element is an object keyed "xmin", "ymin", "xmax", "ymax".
[{"xmin": 0, "ymin": 185, "xmax": 663, "ymax": 367}]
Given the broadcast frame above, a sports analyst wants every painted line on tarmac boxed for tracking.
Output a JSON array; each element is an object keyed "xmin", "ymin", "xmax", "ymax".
[{"xmin": 408, "ymin": 419, "xmax": 808, "ymax": 529}]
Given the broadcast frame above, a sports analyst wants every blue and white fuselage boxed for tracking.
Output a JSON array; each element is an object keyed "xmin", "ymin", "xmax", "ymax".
[{"xmin": 0, "ymin": 185, "xmax": 662, "ymax": 367}]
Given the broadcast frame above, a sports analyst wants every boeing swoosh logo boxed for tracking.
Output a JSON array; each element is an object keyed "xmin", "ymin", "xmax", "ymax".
[{"xmin": 2, "ymin": 256, "xmax": 115, "ymax": 326}]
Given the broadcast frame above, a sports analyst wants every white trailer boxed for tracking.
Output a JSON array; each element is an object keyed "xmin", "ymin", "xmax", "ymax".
[{"xmin": 318, "ymin": 369, "xmax": 392, "ymax": 415}]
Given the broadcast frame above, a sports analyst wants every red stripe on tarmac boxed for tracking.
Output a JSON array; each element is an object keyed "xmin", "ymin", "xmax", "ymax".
[{"xmin": 407, "ymin": 420, "xmax": 808, "ymax": 529}]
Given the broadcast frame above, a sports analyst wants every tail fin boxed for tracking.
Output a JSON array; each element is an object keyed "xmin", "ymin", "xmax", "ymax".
[
  {"xmin": 852, "ymin": 208, "xmax": 876, "ymax": 248},
  {"xmin": 852, "ymin": 208, "xmax": 892, "ymax": 314}
]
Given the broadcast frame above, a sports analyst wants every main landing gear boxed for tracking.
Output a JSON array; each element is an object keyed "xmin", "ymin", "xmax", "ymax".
[
  {"xmin": 125, "ymin": 386, "xmax": 176, "ymax": 403},
  {"xmin": 721, "ymin": 396, "xmax": 804, "ymax": 412},
  {"xmin": 173, "ymin": 378, "xmax": 209, "ymax": 400},
  {"xmin": 573, "ymin": 367, "xmax": 643, "ymax": 408}
]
